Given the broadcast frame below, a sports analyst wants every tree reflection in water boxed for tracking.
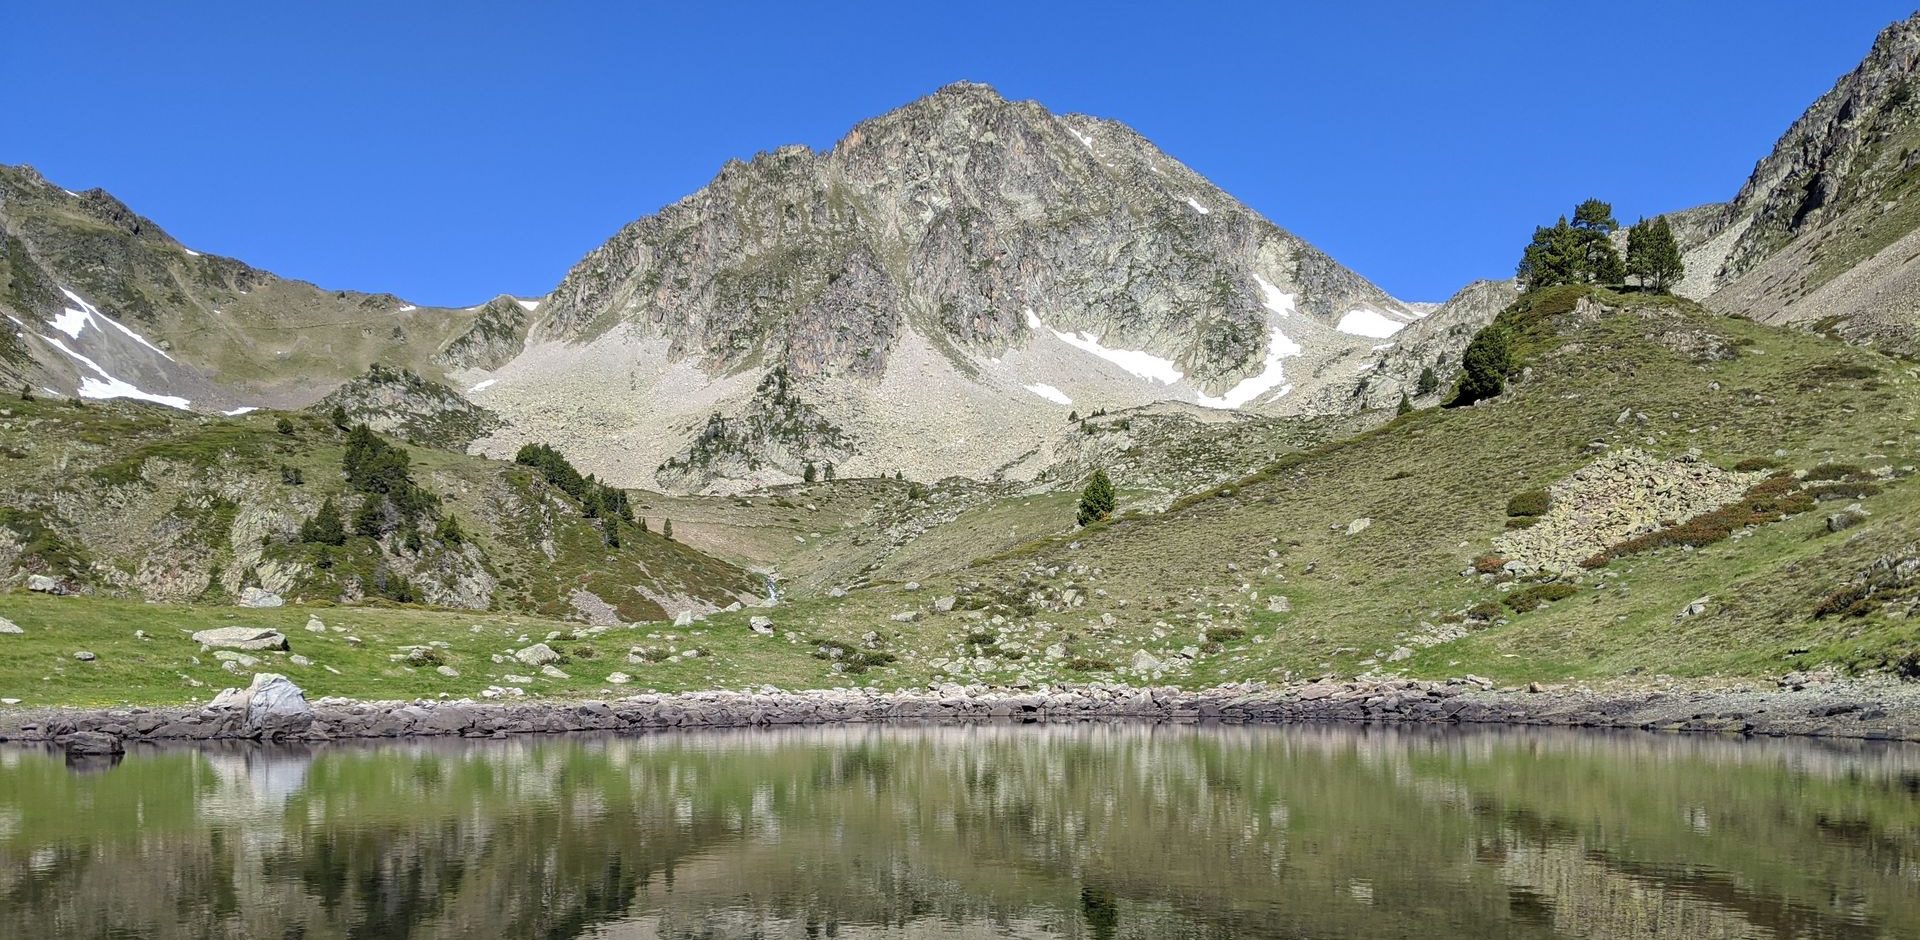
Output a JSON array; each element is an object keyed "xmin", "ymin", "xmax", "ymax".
[{"xmin": 0, "ymin": 723, "xmax": 1916, "ymax": 939}]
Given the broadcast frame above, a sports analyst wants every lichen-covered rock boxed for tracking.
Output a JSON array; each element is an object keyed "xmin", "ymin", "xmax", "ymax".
[
  {"xmin": 513, "ymin": 643, "xmax": 560, "ymax": 667},
  {"xmin": 192, "ymin": 627, "xmax": 290, "ymax": 651}
]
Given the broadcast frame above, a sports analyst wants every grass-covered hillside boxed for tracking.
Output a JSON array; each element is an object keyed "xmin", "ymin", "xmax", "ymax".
[
  {"xmin": 879, "ymin": 285, "xmax": 1920, "ymax": 686},
  {"xmin": 6, "ymin": 286, "xmax": 1920, "ymax": 707},
  {"xmin": 0, "ymin": 397, "xmax": 761, "ymax": 621}
]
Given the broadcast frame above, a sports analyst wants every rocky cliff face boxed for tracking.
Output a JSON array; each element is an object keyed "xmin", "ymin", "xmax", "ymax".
[
  {"xmin": 468, "ymin": 83, "xmax": 1432, "ymax": 491},
  {"xmin": 1677, "ymin": 13, "xmax": 1920, "ymax": 351},
  {"xmin": 314, "ymin": 364, "xmax": 505, "ymax": 450}
]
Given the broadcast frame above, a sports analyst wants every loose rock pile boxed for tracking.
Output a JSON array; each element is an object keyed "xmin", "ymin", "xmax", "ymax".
[{"xmin": 1496, "ymin": 448, "xmax": 1763, "ymax": 573}]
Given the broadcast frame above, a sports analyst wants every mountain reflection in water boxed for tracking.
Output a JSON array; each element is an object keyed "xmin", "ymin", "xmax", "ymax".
[{"xmin": 1, "ymin": 722, "xmax": 1916, "ymax": 939}]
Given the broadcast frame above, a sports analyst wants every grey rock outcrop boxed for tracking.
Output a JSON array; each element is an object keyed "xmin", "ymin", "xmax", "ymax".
[
  {"xmin": 513, "ymin": 643, "xmax": 560, "ymax": 667},
  {"xmin": 237, "ymin": 587, "xmax": 283, "ymax": 608},
  {"xmin": 192, "ymin": 627, "xmax": 290, "ymax": 651}
]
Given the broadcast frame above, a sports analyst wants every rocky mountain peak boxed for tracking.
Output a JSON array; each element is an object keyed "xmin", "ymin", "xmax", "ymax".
[{"xmin": 1719, "ymin": 12, "xmax": 1920, "ymax": 281}]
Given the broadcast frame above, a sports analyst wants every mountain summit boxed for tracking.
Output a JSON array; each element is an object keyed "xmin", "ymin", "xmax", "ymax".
[{"xmin": 463, "ymin": 82, "xmax": 1426, "ymax": 489}]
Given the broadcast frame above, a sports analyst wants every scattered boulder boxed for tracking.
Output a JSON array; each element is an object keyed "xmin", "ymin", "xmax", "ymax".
[
  {"xmin": 62, "ymin": 731, "xmax": 123, "ymax": 755},
  {"xmin": 1677, "ymin": 596, "xmax": 1711, "ymax": 619},
  {"xmin": 304, "ymin": 617, "xmax": 327, "ymax": 634},
  {"xmin": 1828, "ymin": 508, "xmax": 1870, "ymax": 533},
  {"xmin": 0, "ymin": 617, "xmax": 21, "ymax": 635},
  {"xmin": 73, "ymin": 650, "xmax": 96, "ymax": 662},
  {"xmin": 673, "ymin": 610, "xmax": 695, "ymax": 627},
  {"xmin": 209, "ymin": 673, "xmax": 315, "ymax": 737},
  {"xmin": 903, "ymin": 581, "xmax": 921, "ymax": 591},
  {"xmin": 540, "ymin": 664, "xmax": 570, "ymax": 679},
  {"xmin": 244, "ymin": 674, "xmax": 315, "ymax": 736},
  {"xmin": 749, "ymin": 616, "xmax": 775, "ymax": 635},
  {"xmin": 1345, "ymin": 518, "xmax": 1372, "ymax": 536},
  {"xmin": 1266, "ymin": 596, "xmax": 1292, "ymax": 614},
  {"xmin": 890, "ymin": 611, "xmax": 921, "ymax": 623},
  {"xmin": 213, "ymin": 650, "xmax": 260, "ymax": 668},
  {"xmin": 513, "ymin": 643, "xmax": 560, "ymax": 666},
  {"xmin": 237, "ymin": 587, "xmax": 284, "ymax": 608},
  {"xmin": 192, "ymin": 627, "xmax": 289, "ymax": 651},
  {"xmin": 606, "ymin": 672, "xmax": 632, "ymax": 685},
  {"xmin": 435, "ymin": 665, "xmax": 460, "ymax": 678},
  {"xmin": 27, "ymin": 574, "xmax": 70, "ymax": 595},
  {"xmin": 933, "ymin": 596, "xmax": 957, "ymax": 612},
  {"xmin": 1131, "ymin": 650, "xmax": 1162, "ymax": 672}
]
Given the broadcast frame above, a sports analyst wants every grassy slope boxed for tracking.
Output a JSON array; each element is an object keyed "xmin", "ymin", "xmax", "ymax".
[
  {"xmin": 6, "ymin": 288, "xmax": 1920, "ymax": 705},
  {"xmin": 0, "ymin": 399, "xmax": 759, "ymax": 619},
  {"xmin": 931, "ymin": 287, "xmax": 1920, "ymax": 685}
]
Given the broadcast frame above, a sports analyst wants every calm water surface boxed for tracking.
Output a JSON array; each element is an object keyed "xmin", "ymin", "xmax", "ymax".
[{"xmin": 2, "ymin": 722, "xmax": 1918, "ymax": 939}]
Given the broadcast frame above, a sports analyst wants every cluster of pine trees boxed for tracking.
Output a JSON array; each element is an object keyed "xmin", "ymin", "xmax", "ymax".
[
  {"xmin": 1447, "ymin": 199, "xmax": 1686, "ymax": 408},
  {"xmin": 1516, "ymin": 199, "xmax": 1683, "ymax": 292},
  {"xmin": 514, "ymin": 443, "xmax": 634, "ymax": 523}
]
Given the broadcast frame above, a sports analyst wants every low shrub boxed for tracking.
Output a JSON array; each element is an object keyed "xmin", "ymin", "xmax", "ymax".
[
  {"xmin": 1506, "ymin": 488, "xmax": 1550, "ymax": 517},
  {"xmin": 1472, "ymin": 555, "xmax": 1508, "ymax": 575},
  {"xmin": 1589, "ymin": 473, "xmax": 1812, "ymax": 564},
  {"xmin": 1204, "ymin": 626, "xmax": 1247, "ymax": 643},
  {"xmin": 1505, "ymin": 516, "xmax": 1540, "ymax": 529},
  {"xmin": 1066, "ymin": 657, "xmax": 1114, "ymax": 672},
  {"xmin": 1803, "ymin": 463, "xmax": 1868, "ymax": 482},
  {"xmin": 1733, "ymin": 457, "xmax": 1781, "ymax": 472},
  {"xmin": 1806, "ymin": 481, "xmax": 1881, "ymax": 501},
  {"xmin": 1466, "ymin": 602, "xmax": 1505, "ymax": 620},
  {"xmin": 1503, "ymin": 582, "xmax": 1578, "ymax": 612}
]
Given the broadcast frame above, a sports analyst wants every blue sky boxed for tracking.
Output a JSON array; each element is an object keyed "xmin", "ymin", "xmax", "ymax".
[{"xmin": 7, "ymin": 1, "xmax": 1917, "ymax": 305}]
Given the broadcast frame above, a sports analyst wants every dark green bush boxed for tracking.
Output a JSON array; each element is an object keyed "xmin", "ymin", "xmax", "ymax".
[
  {"xmin": 1506, "ymin": 488, "xmax": 1550, "ymax": 517},
  {"xmin": 1804, "ymin": 462, "xmax": 1867, "ymax": 482},
  {"xmin": 1503, "ymin": 582, "xmax": 1578, "ymax": 612}
]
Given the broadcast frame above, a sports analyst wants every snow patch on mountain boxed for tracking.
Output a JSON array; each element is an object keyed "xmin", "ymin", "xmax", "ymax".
[
  {"xmin": 1195, "ymin": 327, "xmax": 1302, "ymax": 410},
  {"xmin": 1335, "ymin": 308, "xmax": 1410, "ymax": 339},
  {"xmin": 54, "ymin": 289, "xmax": 174, "ymax": 360},
  {"xmin": 40, "ymin": 335, "xmax": 191, "ymax": 410},
  {"xmin": 1252, "ymin": 276, "xmax": 1294, "ymax": 317},
  {"xmin": 1185, "ymin": 197, "xmax": 1210, "ymax": 215},
  {"xmin": 1028, "ymin": 308, "xmax": 1184, "ymax": 385},
  {"xmin": 1024, "ymin": 382, "xmax": 1072, "ymax": 405}
]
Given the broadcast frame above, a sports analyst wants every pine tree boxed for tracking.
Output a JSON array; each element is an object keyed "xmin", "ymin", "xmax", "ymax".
[
  {"xmin": 602, "ymin": 515, "xmax": 621, "ymax": 548},
  {"xmin": 1448, "ymin": 325, "xmax": 1513, "ymax": 407},
  {"xmin": 1520, "ymin": 201, "xmax": 1626, "ymax": 288},
  {"xmin": 330, "ymin": 405, "xmax": 350, "ymax": 430},
  {"xmin": 1626, "ymin": 215, "xmax": 1684, "ymax": 292},
  {"xmin": 19, "ymin": 385, "xmax": 32, "ymax": 402},
  {"xmin": 1516, "ymin": 217, "xmax": 1583, "ymax": 289},
  {"xmin": 275, "ymin": 416, "xmax": 295, "ymax": 435},
  {"xmin": 1415, "ymin": 366, "xmax": 1439, "ymax": 397},
  {"xmin": 803, "ymin": 461, "xmax": 817, "ymax": 483},
  {"xmin": 299, "ymin": 497, "xmax": 348, "ymax": 546},
  {"xmin": 1076, "ymin": 469, "xmax": 1117, "ymax": 527},
  {"xmin": 1396, "ymin": 392, "xmax": 1413, "ymax": 416},
  {"xmin": 662, "ymin": 518, "xmax": 674, "ymax": 540},
  {"xmin": 1571, "ymin": 199, "xmax": 1617, "ymax": 233}
]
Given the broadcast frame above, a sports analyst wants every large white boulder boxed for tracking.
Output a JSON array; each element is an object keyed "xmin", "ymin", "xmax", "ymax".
[{"xmin": 193, "ymin": 627, "xmax": 290, "ymax": 651}]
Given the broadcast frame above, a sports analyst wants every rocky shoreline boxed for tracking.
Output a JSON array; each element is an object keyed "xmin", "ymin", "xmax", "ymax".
[{"xmin": 5, "ymin": 673, "xmax": 1920, "ymax": 751}]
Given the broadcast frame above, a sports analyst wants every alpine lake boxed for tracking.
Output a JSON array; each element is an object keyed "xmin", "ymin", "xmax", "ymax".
[{"xmin": 3, "ymin": 721, "xmax": 1917, "ymax": 939}]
